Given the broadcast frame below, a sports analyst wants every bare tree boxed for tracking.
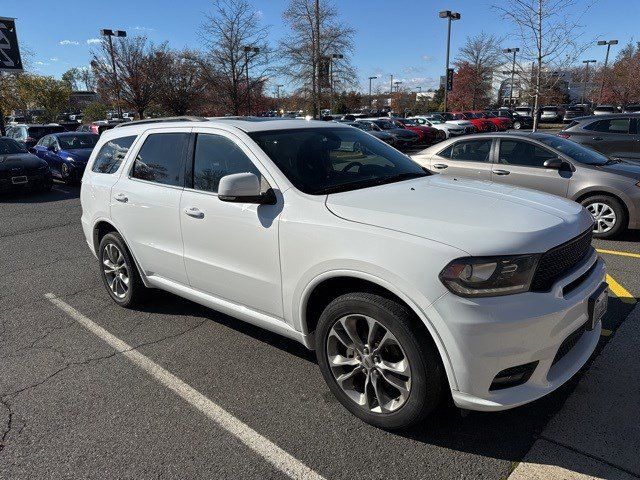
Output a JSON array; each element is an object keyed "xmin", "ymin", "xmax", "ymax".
[
  {"xmin": 158, "ymin": 51, "xmax": 206, "ymax": 116},
  {"xmin": 91, "ymin": 36, "xmax": 168, "ymax": 118},
  {"xmin": 192, "ymin": 0, "xmax": 270, "ymax": 116},
  {"xmin": 494, "ymin": 0, "xmax": 593, "ymax": 131},
  {"xmin": 279, "ymin": 0, "xmax": 356, "ymax": 117},
  {"xmin": 455, "ymin": 33, "xmax": 504, "ymax": 109}
]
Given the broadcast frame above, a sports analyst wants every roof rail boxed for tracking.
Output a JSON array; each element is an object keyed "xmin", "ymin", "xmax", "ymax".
[{"xmin": 113, "ymin": 116, "xmax": 209, "ymax": 128}]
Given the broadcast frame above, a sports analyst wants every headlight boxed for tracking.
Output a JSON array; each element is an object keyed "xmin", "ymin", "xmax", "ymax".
[{"xmin": 439, "ymin": 255, "xmax": 540, "ymax": 297}]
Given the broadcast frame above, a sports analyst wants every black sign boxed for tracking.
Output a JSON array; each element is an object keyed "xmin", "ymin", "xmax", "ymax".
[
  {"xmin": 0, "ymin": 17, "xmax": 22, "ymax": 72},
  {"xmin": 446, "ymin": 68, "xmax": 454, "ymax": 92}
]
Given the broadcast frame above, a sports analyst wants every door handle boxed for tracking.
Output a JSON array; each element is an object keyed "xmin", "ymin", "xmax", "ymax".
[
  {"xmin": 432, "ymin": 163, "xmax": 448, "ymax": 169},
  {"xmin": 184, "ymin": 206, "xmax": 204, "ymax": 219},
  {"xmin": 592, "ymin": 137, "xmax": 603, "ymax": 141},
  {"xmin": 114, "ymin": 193, "xmax": 128, "ymax": 203},
  {"xmin": 494, "ymin": 169, "xmax": 511, "ymax": 176}
]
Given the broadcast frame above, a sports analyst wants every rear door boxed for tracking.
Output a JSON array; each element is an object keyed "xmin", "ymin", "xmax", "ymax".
[
  {"xmin": 492, "ymin": 138, "xmax": 570, "ymax": 197},
  {"xmin": 581, "ymin": 117, "xmax": 636, "ymax": 159},
  {"xmin": 111, "ymin": 128, "xmax": 191, "ymax": 285},
  {"xmin": 429, "ymin": 138, "xmax": 493, "ymax": 180}
]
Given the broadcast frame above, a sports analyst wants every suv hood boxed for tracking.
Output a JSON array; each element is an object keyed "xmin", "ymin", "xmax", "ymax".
[{"xmin": 325, "ymin": 176, "xmax": 593, "ymax": 256}]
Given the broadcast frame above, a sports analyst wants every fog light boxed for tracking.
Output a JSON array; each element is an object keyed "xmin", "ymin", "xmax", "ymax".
[{"xmin": 489, "ymin": 361, "xmax": 538, "ymax": 391}]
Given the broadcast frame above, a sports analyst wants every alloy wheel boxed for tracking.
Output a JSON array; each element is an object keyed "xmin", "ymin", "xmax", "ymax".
[
  {"xmin": 102, "ymin": 243, "xmax": 130, "ymax": 299},
  {"xmin": 587, "ymin": 202, "xmax": 617, "ymax": 234},
  {"xmin": 326, "ymin": 314, "xmax": 411, "ymax": 413}
]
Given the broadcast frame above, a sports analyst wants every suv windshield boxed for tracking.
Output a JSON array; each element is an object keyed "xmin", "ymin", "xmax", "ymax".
[
  {"xmin": 249, "ymin": 127, "xmax": 427, "ymax": 195},
  {"xmin": 538, "ymin": 136, "xmax": 609, "ymax": 165},
  {"xmin": 0, "ymin": 138, "xmax": 28, "ymax": 154}
]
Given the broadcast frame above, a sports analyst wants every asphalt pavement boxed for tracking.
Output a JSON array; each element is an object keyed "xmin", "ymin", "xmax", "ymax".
[{"xmin": 0, "ymin": 183, "xmax": 638, "ymax": 480}]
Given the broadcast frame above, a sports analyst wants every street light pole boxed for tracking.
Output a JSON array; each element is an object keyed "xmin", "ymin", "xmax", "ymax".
[
  {"xmin": 581, "ymin": 59, "xmax": 597, "ymax": 105},
  {"xmin": 439, "ymin": 10, "xmax": 461, "ymax": 113},
  {"xmin": 276, "ymin": 84, "xmax": 284, "ymax": 112},
  {"xmin": 597, "ymin": 40, "xmax": 618, "ymax": 106},
  {"xmin": 243, "ymin": 46, "xmax": 260, "ymax": 116},
  {"xmin": 368, "ymin": 76, "xmax": 378, "ymax": 108},
  {"xmin": 100, "ymin": 29, "xmax": 127, "ymax": 118},
  {"xmin": 394, "ymin": 81, "xmax": 403, "ymax": 92},
  {"xmin": 503, "ymin": 47, "xmax": 519, "ymax": 107},
  {"xmin": 389, "ymin": 74, "xmax": 393, "ymax": 94},
  {"xmin": 329, "ymin": 53, "xmax": 343, "ymax": 113}
]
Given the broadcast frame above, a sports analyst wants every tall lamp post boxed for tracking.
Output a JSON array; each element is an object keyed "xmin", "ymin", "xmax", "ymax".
[
  {"xmin": 329, "ymin": 53, "xmax": 343, "ymax": 113},
  {"xmin": 597, "ymin": 40, "xmax": 618, "ymax": 106},
  {"xmin": 100, "ymin": 29, "xmax": 126, "ymax": 118},
  {"xmin": 389, "ymin": 74, "xmax": 394, "ymax": 94},
  {"xmin": 276, "ymin": 84, "xmax": 284, "ymax": 113},
  {"xmin": 581, "ymin": 59, "xmax": 597, "ymax": 105},
  {"xmin": 368, "ymin": 76, "xmax": 378, "ymax": 108},
  {"xmin": 439, "ymin": 10, "xmax": 461, "ymax": 113},
  {"xmin": 394, "ymin": 81, "xmax": 403, "ymax": 92},
  {"xmin": 243, "ymin": 45, "xmax": 260, "ymax": 116},
  {"xmin": 503, "ymin": 47, "xmax": 519, "ymax": 107}
]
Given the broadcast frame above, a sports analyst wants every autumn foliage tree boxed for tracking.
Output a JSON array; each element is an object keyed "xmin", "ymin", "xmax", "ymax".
[
  {"xmin": 592, "ymin": 41, "xmax": 640, "ymax": 106},
  {"xmin": 447, "ymin": 62, "xmax": 493, "ymax": 111}
]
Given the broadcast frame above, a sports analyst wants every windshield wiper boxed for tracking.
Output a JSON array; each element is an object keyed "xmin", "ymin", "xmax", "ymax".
[{"xmin": 314, "ymin": 171, "xmax": 427, "ymax": 195}]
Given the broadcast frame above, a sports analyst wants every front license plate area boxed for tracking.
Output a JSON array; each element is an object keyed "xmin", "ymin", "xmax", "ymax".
[
  {"xmin": 588, "ymin": 283, "xmax": 608, "ymax": 331},
  {"xmin": 11, "ymin": 175, "xmax": 28, "ymax": 185}
]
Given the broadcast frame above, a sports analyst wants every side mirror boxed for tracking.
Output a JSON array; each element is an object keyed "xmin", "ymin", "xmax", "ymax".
[
  {"xmin": 218, "ymin": 172, "xmax": 275, "ymax": 205},
  {"xmin": 543, "ymin": 158, "xmax": 564, "ymax": 169}
]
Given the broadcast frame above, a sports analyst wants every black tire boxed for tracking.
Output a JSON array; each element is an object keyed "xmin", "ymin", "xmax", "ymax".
[
  {"xmin": 580, "ymin": 195, "xmax": 627, "ymax": 239},
  {"xmin": 315, "ymin": 292, "xmax": 443, "ymax": 430},
  {"xmin": 436, "ymin": 130, "xmax": 446, "ymax": 142},
  {"xmin": 513, "ymin": 121, "xmax": 522, "ymax": 130},
  {"xmin": 98, "ymin": 232, "xmax": 148, "ymax": 307}
]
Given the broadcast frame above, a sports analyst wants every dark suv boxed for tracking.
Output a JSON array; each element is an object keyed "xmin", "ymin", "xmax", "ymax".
[
  {"xmin": 559, "ymin": 114, "xmax": 640, "ymax": 160},
  {"xmin": 5, "ymin": 124, "xmax": 66, "ymax": 149}
]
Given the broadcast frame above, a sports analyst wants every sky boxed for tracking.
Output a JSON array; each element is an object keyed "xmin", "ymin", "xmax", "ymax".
[{"xmin": 2, "ymin": 0, "xmax": 638, "ymax": 95}]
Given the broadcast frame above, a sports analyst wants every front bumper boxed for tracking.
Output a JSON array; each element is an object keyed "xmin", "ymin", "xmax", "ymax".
[{"xmin": 429, "ymin": 251, "xmax": 605, "ymax": 411}]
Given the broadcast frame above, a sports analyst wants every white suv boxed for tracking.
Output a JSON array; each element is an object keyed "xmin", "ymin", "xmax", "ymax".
[{"xmin": 80, "ymin": 117, "xmax": 607, "ymax": 429}]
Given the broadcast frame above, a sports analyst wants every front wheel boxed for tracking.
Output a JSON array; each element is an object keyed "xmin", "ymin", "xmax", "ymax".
[
  {"xmin": 581, "ymin": 195, "xmax": 627, "ymax": 239},
  {"xmin": 513, "ymin": 121, "xmax": 522, "ymax": 130},
  {"xmin": 316, "ymin": 292, "xmax": 443, "ymax": 430}
]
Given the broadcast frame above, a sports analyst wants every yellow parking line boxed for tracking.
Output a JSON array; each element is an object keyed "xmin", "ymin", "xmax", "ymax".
[
  {"xmin": 597, "ymin": 248, "xmax": 640, "ymax": 259},
  {"xmin": 601, "ymin": 328, "xmax": 613, "ymax": 337},
  {"xmin": 606, "ymin": 274, "xmax": 637, "ymax": 304}
]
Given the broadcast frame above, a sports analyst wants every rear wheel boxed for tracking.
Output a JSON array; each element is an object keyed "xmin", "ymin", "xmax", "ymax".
[
  {"xmin": 513, "ymin": 121, "xmax": 522, "ymax": 130},
  {"xmin": 98, "ymin": 232, "xmax": 149, "ymax": 307},
  {"xmin": 316, "ymin": 292, "xmax": 443, "ymax": 430},
  {"xmin": 436, "ymin": 130, "xmax": 446, "ymax": 142},
  {"xmin": 581, "ymin": 195, "xmax": 626, "ymax": 239}
]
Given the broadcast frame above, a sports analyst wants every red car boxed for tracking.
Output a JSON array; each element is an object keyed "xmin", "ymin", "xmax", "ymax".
[
  {"xmin": 388, "ymin": 117, "xmax": 444, "ymax": 144},
  {"xmin": 475, "ymin": 111, "xmax": 512, "ymax": 131},
  {"xmin": 451, "ymin": 112, "xmax": 496, "ymax": 132}
]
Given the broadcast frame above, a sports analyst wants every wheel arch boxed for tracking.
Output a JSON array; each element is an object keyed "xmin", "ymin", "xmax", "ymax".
[
  {"xmin": 299, "ymin": 271, "xmax": 458, "ymax": 390},
  {"xmin": 573, "ymin": 189, "xmax": 630, "ymax": 228}
]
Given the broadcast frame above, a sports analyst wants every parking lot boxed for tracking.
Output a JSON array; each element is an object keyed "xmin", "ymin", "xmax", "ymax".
[{"xmin": 1, "ymin": 182, "xmax": 638, "ymax": 480}]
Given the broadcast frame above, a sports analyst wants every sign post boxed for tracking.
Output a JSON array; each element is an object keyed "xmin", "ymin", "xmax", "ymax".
[{"xmin": 0, "ymin": 17, "xmax": 23, "ymax": 135}]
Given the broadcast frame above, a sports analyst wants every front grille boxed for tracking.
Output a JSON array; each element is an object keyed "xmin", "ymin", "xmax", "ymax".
[
  {"xmin": 531, "ymin": 229, "xmax": 593, "ymax": 292},
  {"xmin": 551, "ymin": 320, "xmax": 589, "ymax": 366}
]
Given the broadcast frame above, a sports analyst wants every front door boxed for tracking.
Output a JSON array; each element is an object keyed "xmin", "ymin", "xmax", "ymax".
[
  {"xmin": 110, "ymin": 128, "xmax": 191, "ymax": 285},
  {"xmin": 180, "ymin": 129, "xmax": 283, "ymax": 317},
  {"xmin": 429, "ymin": 138, "xmax": 493, "ymax": 180},
  {"xmin": 492, "ymin": 138, "xmax": 571, "ymax": 197}
]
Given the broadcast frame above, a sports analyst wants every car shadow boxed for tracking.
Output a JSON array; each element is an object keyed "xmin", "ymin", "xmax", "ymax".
[
  {"xmin": 0, "ymin": 182, "xmax": 80, "ymax": 204},
  {"xmin": 124, "ymin": 278, "xmax": 634, "ymax": 476}
]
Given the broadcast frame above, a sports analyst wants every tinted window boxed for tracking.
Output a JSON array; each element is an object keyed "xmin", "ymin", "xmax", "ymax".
[
  {"xmin": 0, "ymin": 138, "xmax": 28, "ymax": 154},
  {"xmin": 584, "ymin": 118, "xmax": 631, "ymax": 134},
  {"xmin": 57, "ymin": 134, "xmax": 99, "ymax": 150},
  {"xmin": 498, "ymin": 140, "xmax": 556, "ymax": 167},
  {"xmin": 131, "ymin": 133, "xmax": 188, "ymax": 186},
  {"xmin": 92, "ymin": 136, "xmax": 136, "ymax": 174},
  {"xmin": 27, "ymin": 126, "xmax": 65, "ymax": 140},
  {"xmin": 249, "ymin": 127, "xmax": 427, "ymax": 195},
  {"xmin": 440, "ymin": 139, "xmax": 492, "ymax": 162},
  {"xmin": 537, "ymin": 135, "xmax": 609, "ymax": 165},
  {"xmin": 192, "ymin": 134, "xmax": 261, "ymax": 193}
]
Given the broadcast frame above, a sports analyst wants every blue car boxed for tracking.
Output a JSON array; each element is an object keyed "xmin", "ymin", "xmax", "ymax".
[{"xmin": 32, "ymin": 132, "xmax": 99, "ymax": 184}]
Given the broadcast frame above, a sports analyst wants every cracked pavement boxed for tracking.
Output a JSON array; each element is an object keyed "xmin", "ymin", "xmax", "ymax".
[{"xmin": 0, "ymin": 184, "xmax": 635, "ymax": 480}]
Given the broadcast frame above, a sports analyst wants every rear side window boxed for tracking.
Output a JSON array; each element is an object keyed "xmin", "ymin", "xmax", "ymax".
[
  {"xmin": 28, "ymin": 126, "xmax": 65, "ymax": 140},
  {"xmin": 439, "ymin": 139, "xmax": 492, "ymax": 162},
  {"xmin": 92, "ymin": 136, "xmax": 136, "ymax": 174},
  {"xmin": 131, "ymin": 133, "xmax": 189, "ymax": 186},
  {"xmin": 584, "ymin": 118, "xmax": 631, "ymax": 134},
  {"xmin": 191, "ymin": 134, "xmax": 262, "ymax": 193}
]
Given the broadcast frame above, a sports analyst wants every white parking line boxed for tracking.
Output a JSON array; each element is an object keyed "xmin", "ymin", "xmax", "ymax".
[{"xmin": 45, "ymin": 293, "xmax": 326, "ymax": 480}]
